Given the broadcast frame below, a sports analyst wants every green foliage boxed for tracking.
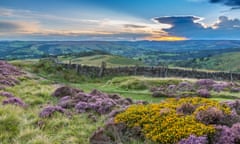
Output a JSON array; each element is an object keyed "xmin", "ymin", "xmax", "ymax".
[
  {"xmin": 38, "ymin": 114, "xmax": 105, "ymax": 144},
  {"xmin": 60, "ymin": 54, "xmax": 145, "ymax": 67},
  {"xmin": 107, "ymin": 56, "xmax": 144, "ymax": 66},
  {"xmin": 110, "ymin": 76, "xmax": 182, "ymax": 90},
  {"xmin": 0, "ymin": 105, "xmax": 21, "ymax": 143},
  {"xmin": 30, "ymin": 59, "xmax": 88, "ymax": 83},
  {"xmin": 176, "ymin": 52, "xmax": 240, "ymax": 72},
  {"xmin": 5, "ymin": 78, "xmax": 55, "ymax": 106}
]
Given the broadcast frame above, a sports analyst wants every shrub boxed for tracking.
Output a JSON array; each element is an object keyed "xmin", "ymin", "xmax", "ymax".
[
  {"xmin": 52, "ymin": 86, "xmax": 83, "ymax": 98},
  {"xmin": 219, "ymin": 111, "xmax": 240, "ymax": 127},
  {"xmin": 0, "ymin": 91, "xmax": 14, "ymax": 98},
  {"xmin": 178, "ymin": 135, "xmax": 208, "ymax": 144},
  {"xmin": 213, "ymin": 125, "xmax": 235, "ymax": 144},
  {"xmin": 196, "ymin": 79, "xmax": 216, "ymax": 89},
  {"xmin": 177, "ymin": 103, "xmax": 196, "ymax": 115},
  {"xmin": 39, "ymin": 106, "xmax": 66, "ymax": 118},
  {"xmin": 2, "ymin": 97, "xmax": 26, "ymax": 107},
  {"xmin": 177, "ymin": 82, "xmax": 193, "ymax": 91},
  {"xmin": 119, "ymin": 78, "xmax": 148, "ymax": 90},
  {"xmin": 232, "ymin": 123, "xmax": 240, "ymax": 143},
  {"xmin": 115, "ymin": 97, "xmax": 222, "ymax": 143},
  {"xmin": 152, "ymin": 91, "xmax": 169, "ymax": 97},
  {"xmin": 197, "ymin": 89, "xmax": 211, "ymax": 98},
  {"xmin": 223, "ymin": 100, "xmax": 240, "ymax": 115},
  {"xmin": 212, "ymin": 123, "xmax": 240, "ymax": 143},
  {"xmin": 231, "ymin": 87, "xmax": 240, "ymax": 93},
  {"xmin": 194, "ymin": 107, "xmax": 224, "ymax": 125},
  {"xmin": 212, "ymin": 83, "xmax": 230, "ymax": 93}
]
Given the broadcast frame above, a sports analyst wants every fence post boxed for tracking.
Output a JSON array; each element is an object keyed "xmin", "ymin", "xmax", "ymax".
[
  {"xmin": 98, "ymin": 61, "xmax": 106, "ymax": 77},
  {"xmin": 134, "ymin": 65, "xmax": 138, "ymax": 75}
]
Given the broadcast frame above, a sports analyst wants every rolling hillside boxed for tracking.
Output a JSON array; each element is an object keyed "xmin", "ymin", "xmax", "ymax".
[{"xmin": 175, "ymin": 52, "xmax": 240, "ymax": 72}]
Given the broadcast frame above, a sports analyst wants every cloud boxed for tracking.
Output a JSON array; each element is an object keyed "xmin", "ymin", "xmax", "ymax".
[
  {"xmin": 209, "ymin": 0, "xmax": 240, "ymax": 9},
  {"xmin": 123, "ymin": 24, "xmax": 147, "ymax": 28},
  {"xmin": 154, "ymin": 15, "xmax": 240, "ymax": 39},
  {"xmin": 0, "ymin": 21, "xmax": 21, "ymax": 32},
  {"xmin": 213, "ymin": 16, "xmax": 240, "ymax": 29},
  {"xmin": 0, "ymin": 8, "xmax": 13, "ymax": 16},
  {"xmin": 154, "ymin": 16, "xmax": 209, "ymax": 38},
  {"xmin": 0, "ymin": 20, "xmax": 40, "ymax": 34}
]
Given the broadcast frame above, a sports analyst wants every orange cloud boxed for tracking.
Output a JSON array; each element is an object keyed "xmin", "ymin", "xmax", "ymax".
[{"xmin": 146, "ymin": 36, "xmax": 188, "ymax": 41}]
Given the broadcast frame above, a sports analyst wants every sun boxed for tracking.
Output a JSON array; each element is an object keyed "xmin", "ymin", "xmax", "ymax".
[{"xmin": 146, "ymin": 36, "xmax": 188, "ymax": 41}]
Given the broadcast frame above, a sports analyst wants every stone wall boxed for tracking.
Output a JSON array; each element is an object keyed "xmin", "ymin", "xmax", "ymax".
[{"xmin": 58, "ymin": 63, "xmax": 240, "ymax": 81}]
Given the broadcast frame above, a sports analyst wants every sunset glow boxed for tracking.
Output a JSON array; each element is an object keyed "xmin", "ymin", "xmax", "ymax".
[{"xmin": 146, "ymin": 36, "xmax": 188, "ymax": 41}]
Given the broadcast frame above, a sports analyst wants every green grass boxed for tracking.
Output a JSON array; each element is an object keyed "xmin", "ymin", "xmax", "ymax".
[
  {"xmin": 60, "ymin": 54, "xmax": 145, "ymax": 67},
  {"xmin": 179, "ymin": 52, "xmax": 240, "ymax": 72},
  {"xmin": 0, "ymin": 77, "xmax": 106, "ymax": 144},
  {"xmin": 4, "ymin": 59, "xmax": 240, "ymax": 144}
]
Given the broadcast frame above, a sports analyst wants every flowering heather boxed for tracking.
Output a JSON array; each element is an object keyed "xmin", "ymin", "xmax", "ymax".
[
  {"xmin": 2, "ymin": 97, "xmax": 26, "ymax": 107},
  {"xmin": 213, "ymin": 82, "xmax": 230, "ymax": 92},
  {"xmin": 196, "ymin": 79, "xmax": 216, "ymax": 88},
  {"xmin": 177, "ymin": 103, "xmax": 195, "ymax": 115},
  {"xmin": 0, "ymin": 61, "xmax": 24, "ymax": 76},
  {"xmin": 177, "ymin": 82, "xmax": 193, "ymax": 91},
  {"xmin": 0, "ymin": 79, "xmax": 15, "ymax": 86},
  {"xmin": 0, "ymin": 91, "xmax": 14, "ymax": 98},
  {"xmin": 167, "ymin": 84, "xmax": 176, "ymax": 90},
  {"xmin": 214, "ymin": 125, "xmax": 235, "ymax": 144},
  {"xmin": 75, "ymin": 101, "xmax": 89, "ymax": 113},
  {"xmin": 0, "ymin": 61, "xmax": 23, "ymax": 89},
  {"xmin": 54, "ymin": 87, "xmax": 134, "ymax": 115},
  {"xmin": 75, "ymin": 96, "xmax": 117, "ymax": 114},
  {"xmin": 231, "ymin": 123, "xmax": 240, "ymax": 143},
  {"xmin": 213, "ymin": 123, "xmax": 240, "ymax": 144},
  {"xmin": 52, "ymin": 86, "xmax": 83, "ymax": 97},
  {"xmin": 197, "ymin": 89, "xmax": 211, "ymax": 98},
  {"xmin": 39, "ymin": 105, "xmax": 66, "ymax": 118},
  {"xmin": 231, "ymin": 87, "xmax": 240, "ymax": 93},
  {"xmin": 178, "ymin": 135, "xmax": 208, "ymax": 144},
  {"xmin": 223, "ymin": 100, "xmax": 240, "ymax": 115},
  {"xmin": 195, "ymin": 107, "xmax": 224, "ymax": 125}
]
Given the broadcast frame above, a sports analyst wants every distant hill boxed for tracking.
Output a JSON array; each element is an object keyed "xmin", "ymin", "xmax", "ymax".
[
  {"xmin": 1, "ymin": 40, "xmax": 240, "ymax": 68},
  {"xmin": 175, "ymin": 52, "xmax": 240, "ymax": 72},
  {"xmin": 59, "ymin": 54, "xmax": 145, "ymax": 67}
]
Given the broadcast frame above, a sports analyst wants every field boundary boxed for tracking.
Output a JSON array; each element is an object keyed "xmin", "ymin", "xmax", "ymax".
[{"xmin": 57, "ymin": 62, "xmax": 240, "ymax": 81}]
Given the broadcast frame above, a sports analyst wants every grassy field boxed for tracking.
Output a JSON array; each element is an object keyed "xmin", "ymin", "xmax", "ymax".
[
  {"xmin": 177, "ymin": 52, "xmax": 240, "ymax": 72},
  {"xmin": 3, "ymin": 59, "xmax": 239, "ymax": 144},
  {"xmin": 59, "ymin": 54, "xmax": 145, "ymax": 67},
  {"xmin": 0, "ymin": 78, "xmax": 105, "ymax": 144}
]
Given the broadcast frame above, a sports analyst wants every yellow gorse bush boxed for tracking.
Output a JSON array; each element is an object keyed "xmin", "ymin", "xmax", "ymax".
[{"xmin": 115, "ymin": 97, "xmax": 231, "ymax": 144}]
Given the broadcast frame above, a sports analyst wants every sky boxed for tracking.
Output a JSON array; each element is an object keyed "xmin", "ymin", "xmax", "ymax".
[{"xmin": 1, "ymin": 0, "xmax": 240, "ymax": 41}]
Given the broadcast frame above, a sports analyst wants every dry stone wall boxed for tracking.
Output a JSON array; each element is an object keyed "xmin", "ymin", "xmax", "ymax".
[{"xmin": 58, "ymin": 63, "xmax": 240, "ymax": 81}]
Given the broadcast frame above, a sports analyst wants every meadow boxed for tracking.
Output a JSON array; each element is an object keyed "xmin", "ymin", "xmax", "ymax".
[{"xmin": 0, "ymin": 59, "xmax": 239, "ymax": 144}]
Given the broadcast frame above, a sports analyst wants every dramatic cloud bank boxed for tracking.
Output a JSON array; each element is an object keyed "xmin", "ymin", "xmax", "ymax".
[
  {"xmin": 209, "ymin": 0, "xmax": 240, "ymax": 9},
  {"xmin": 154, "ymin": 15, "xmax": 240, "ymax": 39}
]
